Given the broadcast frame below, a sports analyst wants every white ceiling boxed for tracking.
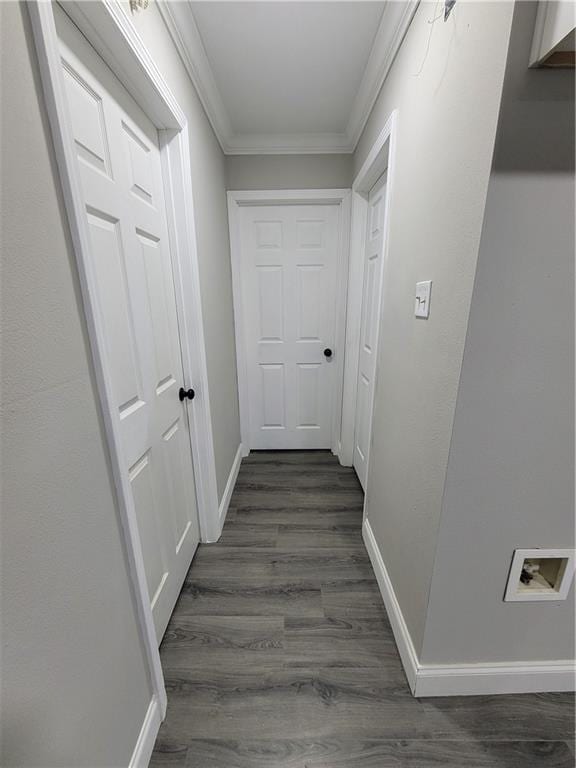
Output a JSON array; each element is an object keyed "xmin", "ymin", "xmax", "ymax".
[
  {"xmin": 191, "ymin": 2, "xmax": 384, "ymax": 135},
  {"xmin": 158, "ymin": 1, "xmax": 417, "ymax": 154}
]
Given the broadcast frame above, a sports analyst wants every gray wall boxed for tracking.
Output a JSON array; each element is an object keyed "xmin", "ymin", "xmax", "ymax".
[
  {"xmin": 226, "ymin": 153, "xmax": 353, "ymax": 190},
  {"xmin": 128, "ymin": 2, "xmax": 241, "ymax": 501},
  {"xmin": 0, "ymin": 5, "xmax": 153, "ymax": 766},
  {"xmin": 354, "ymin": 0, "xmax": 515, "ymax": 655},
  {"xmin": 420, "ymin": 1, "xmax": 575, "ymax": 664}
]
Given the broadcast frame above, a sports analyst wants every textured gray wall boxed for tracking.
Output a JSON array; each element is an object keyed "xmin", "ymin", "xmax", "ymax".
[
  {"xmin": 353, "ymin": 0, "xmax": 515, "ymax": 655},
  {"xmin": 421, "ymin": 1, "xmax": 575, "ymax": 664},
  {"xmin": 226, "ymin": 153, "xmax": 353, "ymax": 190}
]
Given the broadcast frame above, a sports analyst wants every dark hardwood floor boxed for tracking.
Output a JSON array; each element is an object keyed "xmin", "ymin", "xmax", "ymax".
[{"xmin": 150, "ymin": 451, "xmax": 575, "ymax": 768}]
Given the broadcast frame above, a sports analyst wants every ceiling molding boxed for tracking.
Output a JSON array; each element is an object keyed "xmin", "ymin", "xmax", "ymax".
[
  {"xmin": 346, "ymin": 1, "xmax": 419, "ymax": 148},
  {"xmin": 157, "ymin": 1, "xmax": 419, "ymax": 156},
  {"xmin": 156, "ymin": 0, "xmax": 233, "ymax": 150}
]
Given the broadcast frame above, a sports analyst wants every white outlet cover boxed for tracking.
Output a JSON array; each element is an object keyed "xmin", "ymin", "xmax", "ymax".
[{"xmin": 415, "ymin": 280, "xmax": 432, "ymax": 318}]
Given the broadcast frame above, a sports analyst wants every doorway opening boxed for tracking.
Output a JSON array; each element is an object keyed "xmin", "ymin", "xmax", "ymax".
[{"xmin": 228, "ymin": 189, "xmax": 351, "ymax": 457}]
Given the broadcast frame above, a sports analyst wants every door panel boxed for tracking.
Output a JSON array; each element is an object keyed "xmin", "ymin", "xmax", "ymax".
[
  {"xmin": 297, "ymin": 363, "xmax": 322, "ymax": 427},
  {"xmin": 240, "ymin": 205, "xmax": 339, "ymax": 449},
  {"xmin": 297, "ymin": 265, "xmax": 323, "ymax": 340},
  {"xmin": 129, "ymin": 452, "xmax": 166, "ymax": 607},
  {"xmin": 354, "ymin": 172, "xmax": 387, "ymax": 490},
  {"xmin": 260, "ymin": 364, "xmax": 286, "ymax": 428},
  {"xmin": 56, "ymin": 7, "xmax": 199, "ymax": 642},
  {"xmin": 256, "ymin": 266, "xmax": 284, "ymax": 340}
]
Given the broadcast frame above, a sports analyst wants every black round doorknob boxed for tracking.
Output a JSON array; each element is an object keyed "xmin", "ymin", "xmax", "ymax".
[
  {"xmin": 179, "ymin": 387, "xmax": 195, "ymax": 402},
  {"xmin": 323, "ymin": 348, "xmax": 333, "ymax": 358}
]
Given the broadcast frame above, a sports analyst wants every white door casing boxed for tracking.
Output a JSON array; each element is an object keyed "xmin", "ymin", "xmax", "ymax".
[
  {"xmin": 56, "ymin": 7, "xmax": 199, "ymax": 641},
  {"xmin": 229, "ymin": 191, "xmax": 350, "ymax": 453},
  {"xmin": 340, "ymin": 111, "xmax": 396, "ymax": 483},
  {"xmin": 353, "ymin": 172, "xmax": 387, "ymax": 489}
]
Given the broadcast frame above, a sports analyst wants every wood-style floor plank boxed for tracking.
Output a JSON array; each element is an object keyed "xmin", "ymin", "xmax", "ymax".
[
  {"xmin": 175, "ymin": 580, "xmax": 324, "ymax": 617},
  {"xmin": 216, "ymin": 521, "xmax": 279, "ymax": 548},
  {"xmin": 160, "ymin": 615, "xmax": 284, "ymax": 671},
  {"xmin": 277, "ymin": 523, "xmax": 364, "ymax": 549},
  {"xmin": 150, "ymin": 739, "xmax": 575, "ymax": 768},
  {"xmin": 151, "ymin": 450, "xmax": 575, "ymax": 768},
  {"xmin": 284, "ymin": 615, "xmax": 398, "ymax": 668},
  {"xmin": 233, "ymin": 505, "xmax": 364, "ymax": 526},
  {"xmin": 188, "ymin": 547, "xmax": 373, "ymax": 585}
]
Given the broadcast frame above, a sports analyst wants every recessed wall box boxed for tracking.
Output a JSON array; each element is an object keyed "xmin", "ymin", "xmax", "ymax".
[{"xmin": 504, "ymin": 548, "xmax": 576, "ymax": 602}]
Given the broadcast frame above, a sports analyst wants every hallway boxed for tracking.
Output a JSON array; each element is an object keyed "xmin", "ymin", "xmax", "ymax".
[
  {"xmin": 3, "ymin": 1, "xmax": 575, "ymax": 765},
  {"xmin": 150, "ymin": 452, "xmax": 574, "ymax": 768}
]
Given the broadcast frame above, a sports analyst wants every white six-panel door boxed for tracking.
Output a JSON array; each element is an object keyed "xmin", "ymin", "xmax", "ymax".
[
  {"xmin": 354, "ymin": 172, "xmax": 387, "ymax": 490},
  {"xmin": 239, "ymin": 205, "xmax": 340, "ymax": 449},
  {"xmin": 56, "ymin": 7, "xmax": 199, "ymax": 641}
]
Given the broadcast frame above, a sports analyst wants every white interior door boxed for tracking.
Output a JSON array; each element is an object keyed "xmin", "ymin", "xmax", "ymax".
[
  {"xmin": 354, "ymin": 172, "xmax": 387, "ymax": 490},
  {"xmin": 56, "ymin": 8, "xmax": 199, "ymax": 641},
  {"xmin": 238, "ymin": 205, "xmax": 340, "ymax": 449}
]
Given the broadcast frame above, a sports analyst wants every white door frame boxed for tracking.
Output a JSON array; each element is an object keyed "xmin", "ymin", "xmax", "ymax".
[
  {"xmin": 29, "ymin": 0, "xmax": 221, "ymax": 716},
  {"xmin": 228, "ymin": 189, "xmax": 351, "ymax": 457},
  {"xmin": 340, "ymin": 111, "xmax": 398, "ymax": 476}
]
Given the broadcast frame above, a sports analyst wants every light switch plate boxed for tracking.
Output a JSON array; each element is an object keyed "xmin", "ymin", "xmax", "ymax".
[{"xmin": 415, "ymin": 281, "xmax": 432, "ymax": 318}]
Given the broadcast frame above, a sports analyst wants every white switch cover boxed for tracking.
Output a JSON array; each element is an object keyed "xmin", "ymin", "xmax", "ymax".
[{"xmin": 415, "ymin": 281, "xmax": 432, "ymax": 319}]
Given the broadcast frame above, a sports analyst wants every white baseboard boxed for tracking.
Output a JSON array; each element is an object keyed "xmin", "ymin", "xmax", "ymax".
[
  {"xmin": 415, "ymin": 659, "xmax": 576, "ymax": 697},
  {"xmin": 217, "ymin": 443, "xmax": 243, "ymax": 534},
  {"xmin": 362, "ymin": 517, "xmax": 419, "ymax": 692},
  {"xmin": 129, "ymin": 696, "xmax": 162, "ymax": 768},
  {"xmin": 362, "ymin": 518, "xmax": 576, "ymax": 697}
]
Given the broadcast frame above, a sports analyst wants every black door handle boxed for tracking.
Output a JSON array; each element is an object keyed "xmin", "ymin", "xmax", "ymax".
[
  {"xmin": 323, "ymin": 348, "xmax": 333, "ymax": 358},
  {"xmin": 179, "ymin": 387, "xmax": 195, "ymax": 402}
]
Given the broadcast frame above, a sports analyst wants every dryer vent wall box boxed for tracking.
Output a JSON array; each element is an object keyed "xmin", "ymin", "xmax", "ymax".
[{"xmin": 505, "ymin": 548, "xmax": 576, "ymax": 602}]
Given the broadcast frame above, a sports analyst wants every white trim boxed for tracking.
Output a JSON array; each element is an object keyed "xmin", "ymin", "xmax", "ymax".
[
  {"xmin": 217, "ymin": 443, "xmax": 243, "ymax": 535},
  {"xmin": 354, "ymin": 111, "xmax": 399, "ymax": 194},
  {"xmin": 529, "ymin": 0, "xmax": 576, "ymax": 67},
  {"xmin": 159, "ymin": 130, "xmax": 220, "ymax": 543},
  {"xmin": 346, "ymin": 2, "xmax": 418, "ymax": 148},
  {"xmin": 61, "ymin": 0, "xmax": 183, "ymax": 129},
  {"xmin": 529, "ymin": 0, "xmax": 550, "ymax": 67},
  {"xmin": 29, "ymin": 0, "xmax": 221, "ymax": 719},
  {"xmin": 340, "ymin": 112, "xmax": 398, "ymax": 468},
  {"xmin": 331, "ymin": 195, "xmax": 352, "ymax": 457},
  {"xmin": 227, "ymin": 198, "xmax": 251, "ymax": 455},
  {"xmin": 363, "ymin": 519, "xmax": 576, "ymax": 697},
  {"xmin": 362, "ymin": 518, "xmax": 419, "ymax": 692},
  {"xmin": 156, "ymin": 0, "xmax": 418, "ymax": 154},
  {"xmin": 338, "ymin": 193, "xmax": 367, "ymax": 466},
  {"xmin": 227, "ymin": 189, "xmax": 351, "ymax": 456},
  {"xmin": 415, "ymin": 660, "xmax": 576, "ymax": 698},
  {"xmin": 156, "ymin": 0, "xmax": 232, "ymax": 148},
  {"xmin": 228, "ymin": 189, "xmax": 352, "ymax": 206},
  {"xmin": 504, "ymin": 548, "xmax": 576, "ymax": 602},
  {"xmin": 129, "ymin": 696, "xmax": 162, "ymax": 768}
]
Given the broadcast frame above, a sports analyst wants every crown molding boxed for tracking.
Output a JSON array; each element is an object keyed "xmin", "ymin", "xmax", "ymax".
[
  {"xmin": 346, "ymin": 1, "xmax": 419, "ymax": 148},
  {"xmin": 156, "ymin": 0, "xmax": 233, "ymax": 150},
  {"xmin": 157, "ymin": 0, "xmax": 419, "ymax": 156}
]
